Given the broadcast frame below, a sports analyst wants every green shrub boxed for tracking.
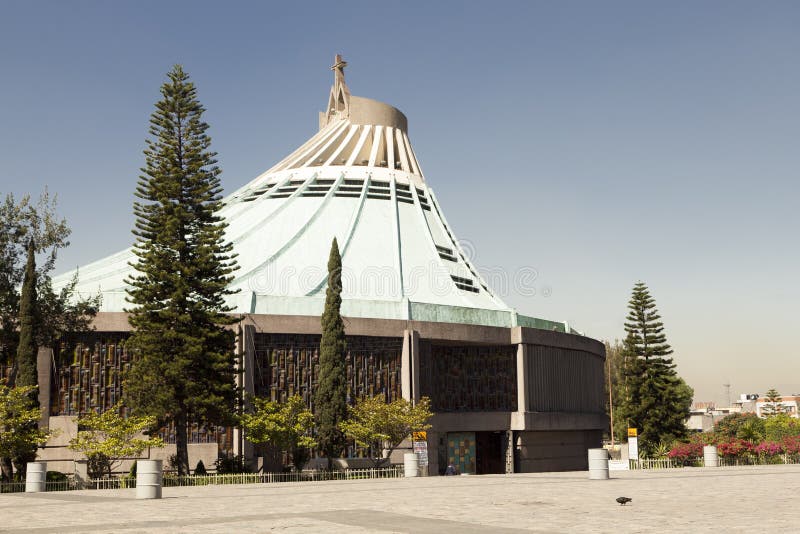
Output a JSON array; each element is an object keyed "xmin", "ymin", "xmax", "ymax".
[
  {"xmin": 46, "ymin": 471, "xmax": 68, "ymax": 482},
  {"xmin": 194, "ymin": 460, "xmax": 207, "ymax": 475},
  {"xmin": 215, "ymin": 453, "xmax": 250, "ymax": 474}
]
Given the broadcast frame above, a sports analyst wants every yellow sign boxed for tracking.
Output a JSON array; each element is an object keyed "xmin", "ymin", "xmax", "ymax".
[
  {"xmin": 627, "ymin": 428, "xmax": 638, "ymax": 437},
  {"xmin": 412, "ymin": 431, "xmax": 427, "ymax": 442}
]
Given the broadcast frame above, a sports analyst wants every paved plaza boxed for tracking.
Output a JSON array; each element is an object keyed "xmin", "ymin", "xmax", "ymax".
[{"xmin": 1, "ymin": 465, "xmax": 797, "ymax": 533}]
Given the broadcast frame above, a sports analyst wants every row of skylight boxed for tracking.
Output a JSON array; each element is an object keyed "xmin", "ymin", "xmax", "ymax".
[
  {"xmin": 238, "ymin": 178, "xmax": 436, "ymax": 208},
  {"xmin": 431, "ymin": 199, "xmax": 490, "ymax": 294}
]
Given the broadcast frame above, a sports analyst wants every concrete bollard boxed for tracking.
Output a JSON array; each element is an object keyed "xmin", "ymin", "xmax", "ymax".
[
  {"xmin": 136, "ymin": 459, "xmax": 163, "ymax": 499},
  {"xmin": 403, "ymin": 453, "xmax": 419, "ymax": 478},
  {"xmin": 703, "ymin": 445, "xmax": 719, "ymax": 467},
  {"xmin": 588, "ymin": 448, "xmax": 609, "ymax": 480},
  {"xmin": 25, "ymin": 462, "xmax": 47, "ymax": 493}
]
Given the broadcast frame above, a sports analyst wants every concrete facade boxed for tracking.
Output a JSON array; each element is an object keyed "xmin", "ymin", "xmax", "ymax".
[{"xmin": 37, "ymin": 311, "xmax": 606, "ymax": 475}]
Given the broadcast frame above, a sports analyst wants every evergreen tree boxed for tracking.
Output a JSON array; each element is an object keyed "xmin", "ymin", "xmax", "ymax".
[
  {"xmin": 14, "ymin": 238, "xmax": 38, "ymax": 396},
  {"xmin": 762, "ymin": 388, "xmax": 785, "ymax": 417},
  {"xmin": 314, "ymin": 238, "xmax": 348, "ymax": 468},
  {"xmin": 619, "ymin": 282, "xmax": 691, "ymax": 454},
  {"xmin": 124, "ymin": 65, "xmax": 238, "ymax": 476}
]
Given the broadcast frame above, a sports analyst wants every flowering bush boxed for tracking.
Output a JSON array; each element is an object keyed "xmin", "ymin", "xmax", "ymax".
[
  {"xmin": 754, "ymin": 441, "xmax": 782, "ymax": 456},
  {"xmin": 668, "ymin": 442, "xmax": 703, "ymax": 464},
  {"xmin": 716, "ymin": 438, "xmax": 755, "ymax": 458},
  {"xmin": 781, "ymin": 435, "xmax": 800, "ymax": 457},
  {"xmin": 689, "ymin": 432, "xmax": 718, "ymax": 446}
]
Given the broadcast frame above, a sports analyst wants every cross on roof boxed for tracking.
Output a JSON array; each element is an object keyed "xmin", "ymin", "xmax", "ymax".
[{"xmin": 331, "ymin": 54, "xmax": 347, "ymax": 73}]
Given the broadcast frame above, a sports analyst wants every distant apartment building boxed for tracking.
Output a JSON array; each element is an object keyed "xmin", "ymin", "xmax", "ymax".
[{"xmin": 755, "ymin": 395, "xmax": 800, "ymax": 418}]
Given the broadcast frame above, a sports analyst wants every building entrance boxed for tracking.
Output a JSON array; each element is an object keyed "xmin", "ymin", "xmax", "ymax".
[
  {"xmin": 475, "ymin": 431, "xmax": 506, "ymax": 474},
  {"xmin": 446, "ymin": 431, "xmax": 506, "ymax": 475}
]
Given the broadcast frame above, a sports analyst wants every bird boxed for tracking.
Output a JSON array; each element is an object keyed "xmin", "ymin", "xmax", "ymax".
[{"xmin": 616, "ymin": 497, "xmax": 632, "ymax": 506}]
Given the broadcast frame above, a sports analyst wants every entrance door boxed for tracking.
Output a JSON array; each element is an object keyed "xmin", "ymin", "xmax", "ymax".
[
  {"xmin": 446, "ymin": 432, "xmax": 476, "ymax": 474},
  {"xmin": 475, "ymin": 431, "xmax": 505, "ymax": 474}
]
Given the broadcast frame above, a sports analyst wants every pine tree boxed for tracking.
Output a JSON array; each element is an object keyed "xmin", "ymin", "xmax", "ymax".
[
  {"xmin": 619, "ymin": 282, "xmax": 691, "ymax": 454},
  {"xmin": 14, "ymin": 238, "xmax": 38, "ymax": 397},
  {"xmin": 124, "ymin": 65, "xmax": 238, "ymax": 476},
  {"xmin": 314, "ymin": 238, "xmax": 348, "ymax": 469},
  {"xmin": 762, "ymin": 388, "xmax": 784, "ymax": 417}
]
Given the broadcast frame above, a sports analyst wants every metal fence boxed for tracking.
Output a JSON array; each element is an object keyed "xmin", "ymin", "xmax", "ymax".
[
  {"xmin": 0, "ymin": 480, "xmax": 78, "ymax": 493},
  {"xmin": 163, "ymin": 466, "xmax": 404, "ymax": 487},
  {"xmin": 0, "ymin": 466, "xmax": 404, "ymax": 494},
  {"xmin": 628, "ymin": 458, "xmax": 687, "ymax": 470},
  {"xmin": 718, "ymin": 455, "xmax": 800, "ymax": 467},
  {"xmin": 629, "ymin": 455, "xmax": 800, "ymax": 470}
]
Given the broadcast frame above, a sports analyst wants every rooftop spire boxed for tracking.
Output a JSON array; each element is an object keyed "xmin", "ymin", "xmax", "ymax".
[
  {"xmin": 331, "ymin": 54, "xmax": 347, "ymax": 87},
  {"xmin": 323, "ymin": 54, "xmax": 351, "ymax": 126}
]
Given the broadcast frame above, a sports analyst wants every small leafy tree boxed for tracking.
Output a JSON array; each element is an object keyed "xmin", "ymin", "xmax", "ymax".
[
  {"xmin": 761, "ymin": 388, "xmax": 785, "ymax": 417},
  {"xmin": 764, "ymin": 413, "xmax": 800, "ymax": 442},
  {"xmin": 340, "ymin": 396, "xmax": 433, "ymax": 467},
  {"xmin": 0, "ymin": 385, "xmax": 51, "ymax": 481},
  {"xmin": 714, "ymin": 412, "xmax": 763, "ymax": 439},
  {"xmin": 239, "ymin": 395, "xmax": 316, "ymax": 472},
  {"xmin": 68, "ymin": 405, "xmax": 164, "ymax": 478}
]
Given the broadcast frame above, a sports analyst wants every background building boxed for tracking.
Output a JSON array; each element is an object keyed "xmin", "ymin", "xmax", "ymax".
[{"xmin": 40, "ymin": 56, "xmax": 607, "ymax": 474}]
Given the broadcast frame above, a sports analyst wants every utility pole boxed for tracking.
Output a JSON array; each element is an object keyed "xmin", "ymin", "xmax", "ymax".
[{"xmin": 607, "ymin": 356, "xmax": 615, "ymax": 447}]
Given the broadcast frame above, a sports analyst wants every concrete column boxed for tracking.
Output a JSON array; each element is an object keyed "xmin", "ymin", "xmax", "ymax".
[
  {"xmin": 234, "ymin": 324, "xmax": 256, "ymax": 462},
  {"xmin": 516, "ymin": 344, "xmax": 528, "ymax": 413},
  {"xmin": 401, "ymin": 329, "xmax": 419, "ymax": 402},
  {"xmin": 504, "ymin": 430, "xmax": 515, "ymax": 474},
  {"xmin": 37, "ymin": 348, "xmax": 53, "ymax": 426}
]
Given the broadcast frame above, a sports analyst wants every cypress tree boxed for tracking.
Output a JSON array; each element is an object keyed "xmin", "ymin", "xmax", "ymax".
[
  {"xmin": 15, "ymin": 238, "xmax": 38, "ymax": 397},
  {"xmin": 11, "ymin": 238, "xmax": 40, "ymax": 477},
  {"xmin": 125, "ymin": 65, "xmax": 238, "ymax": 476},
  {"xmin": 619, "ymin": 282, "xmax": 691, "ymax": 454},
  {"xmin": 314, "ymin": 238, "xmax": 348, "ymax": 469}
]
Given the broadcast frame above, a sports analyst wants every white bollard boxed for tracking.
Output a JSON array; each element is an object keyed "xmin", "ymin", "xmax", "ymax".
[
  {"xmin": 403, "ymin": 453, "xmax": 419, "ymax": 478},
  {"xmin": 136, "ymin": 460, "xmax": 163, "ymax": 499},
  {"xmin": 25, "ymin": 462, "xmax": 47, "ymax": 493},
  {"xmin": 588, "ymin": 448, "xmax": 609, "ymax": 480},
  {"xmin": 703, "ymin": 445, "xmax": 719, "ymax": 467}
]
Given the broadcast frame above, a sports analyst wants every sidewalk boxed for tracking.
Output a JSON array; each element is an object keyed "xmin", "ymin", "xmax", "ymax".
[{"xmin": 1, "ymin": 465, "xmax": 797, "ymax": 533}]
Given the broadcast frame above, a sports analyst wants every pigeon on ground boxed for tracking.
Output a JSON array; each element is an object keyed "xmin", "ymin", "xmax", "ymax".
[{"xmin": 616, "ymin": 497, "xmax": 632, "ymax": 506}]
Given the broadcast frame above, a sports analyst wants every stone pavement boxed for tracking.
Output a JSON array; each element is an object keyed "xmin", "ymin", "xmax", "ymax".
[{"xmin": 1, "ymin": 464, "xmax": 798, "ymax": 533}]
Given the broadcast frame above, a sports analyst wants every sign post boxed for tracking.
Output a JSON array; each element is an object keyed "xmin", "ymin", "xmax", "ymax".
[
  {"xmin": 412, "ymin": 431, "xmax": 428, "ymax": 476},
  {"xmin": 627, "ymin": 428, "xmax": 639, "ymax": 468}
]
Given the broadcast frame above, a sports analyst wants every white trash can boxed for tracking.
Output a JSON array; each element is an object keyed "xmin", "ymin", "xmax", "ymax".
[
  {"xmin": 703, "ymin": 445, "xmax": 719, "ymax": 467},
  {"xmin": 403, "ymin": 453, "xmax": 419, "ymax": 478},
  {"xmin": 136, "ymin": 460, "xmax": 163, "ymax": 499},
  {"xmin": 588, "ymin": 448, "xmax": 609, "ymax": 480},
  {"xmin": 25, "ymin": 462, "xmax": 47, "ymax": 493}
]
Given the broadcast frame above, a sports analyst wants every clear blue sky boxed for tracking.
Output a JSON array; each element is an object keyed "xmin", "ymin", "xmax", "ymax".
[{"xmin": 2, "ymin": 1, "xmax": 798, "ymax": 405}]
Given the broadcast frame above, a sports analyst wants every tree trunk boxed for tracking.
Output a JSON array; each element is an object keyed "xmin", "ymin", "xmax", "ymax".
[
  {"xmin": 1, "ymin": 456, "xmax": 13, "ymax": 482},
  {"xmin": 175, "ymin": 412, "xmax": 190, "ymax": 476}
]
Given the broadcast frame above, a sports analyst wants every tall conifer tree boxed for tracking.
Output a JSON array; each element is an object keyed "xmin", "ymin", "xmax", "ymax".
[
  {"xmin": 14, "ymin": 238, "xmax": 38, "ymax": 397},
  {"xmin": 619, "ymin": 282, "xmax": 691, "ymax": 454},
  {"xmin": 10, "ymin": 238, "xmax": 40, "ymax": 477},
  {"xmin": 314, "ymin": 238, "xmax": 348, "ymax": 468},
  {"xmin": 125, "ymin": 65, "xmax": 238, "ymax": 476}
]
